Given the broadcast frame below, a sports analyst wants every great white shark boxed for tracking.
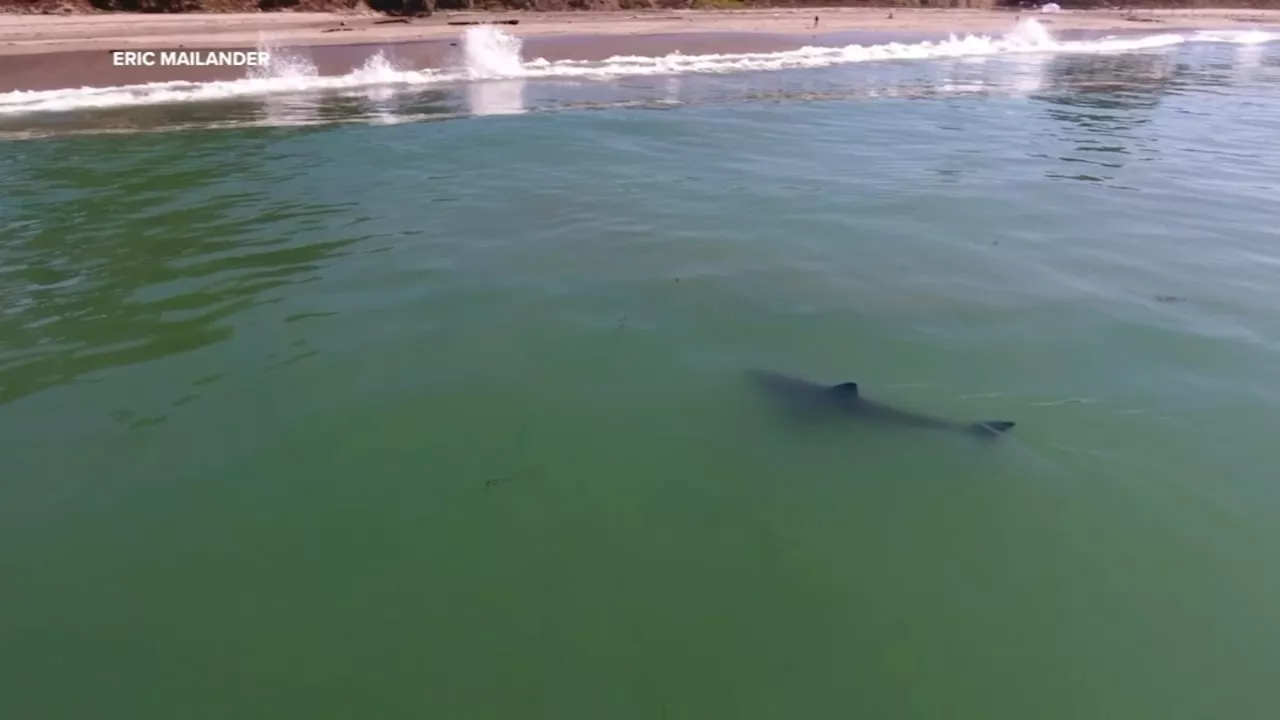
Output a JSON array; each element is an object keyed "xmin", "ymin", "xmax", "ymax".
[{"xmin": 748, "ymin": 370, "xmax": 1016, "ymax": 439}]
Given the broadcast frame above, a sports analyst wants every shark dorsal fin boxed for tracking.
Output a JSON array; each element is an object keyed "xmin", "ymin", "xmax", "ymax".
[{"xmin": 832, "ymin": 382, "xmax": 860, "ymax": 398}]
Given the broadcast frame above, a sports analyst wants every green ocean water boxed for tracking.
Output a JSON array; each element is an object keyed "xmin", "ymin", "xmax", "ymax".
[{"xmin": 3, "ymin": 41, "xmax": 1280, "ymax": 718}]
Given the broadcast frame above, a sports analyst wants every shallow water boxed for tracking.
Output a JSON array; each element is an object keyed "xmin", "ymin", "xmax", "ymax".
[{"xmin": 2, "ymin": 24, "xmax": 1279, "ymax": 720}]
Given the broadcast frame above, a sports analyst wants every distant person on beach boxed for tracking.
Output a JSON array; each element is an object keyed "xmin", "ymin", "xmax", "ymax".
[{"xmin": 813, "ymin": 16, "xmax": 820, "ymax": 29}]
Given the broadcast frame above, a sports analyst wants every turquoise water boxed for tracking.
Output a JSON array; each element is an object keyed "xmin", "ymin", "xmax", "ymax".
[{"xmin": 3, "ymin": 37, "xmax": 1280, "ymax": 719}]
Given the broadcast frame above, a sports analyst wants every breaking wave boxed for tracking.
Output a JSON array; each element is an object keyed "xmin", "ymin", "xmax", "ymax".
[{"xmin": 0, "ymin": 21, "xmax": 1274, "ymax": 117}]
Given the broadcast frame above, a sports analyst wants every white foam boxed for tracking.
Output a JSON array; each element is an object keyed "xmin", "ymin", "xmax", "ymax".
[
  {"xmin": 248, "ymin": 33, "xmax": 318, "ymax": 79},
  {"xmin": 1190, "ymin": 29, "xmax": 1280, "ymax": 45},
  {"xmin": 462, "ymin": 25, "xmax": 526, "ymax": 80},
  {"xmin": 0, "ymin": 20, "xmax": 1264, "ymax": 118},
  {"xmin": 1009, "ymin": 17, "xmax": 1055, "ymax": 47}
]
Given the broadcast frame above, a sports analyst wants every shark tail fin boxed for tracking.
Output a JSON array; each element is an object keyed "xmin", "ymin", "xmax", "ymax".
[{"xmin": 968, "ymin": 420, "xmax": 1016, "ymax": 438}]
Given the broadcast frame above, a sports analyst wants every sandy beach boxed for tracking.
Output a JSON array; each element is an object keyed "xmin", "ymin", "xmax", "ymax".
[
  {"xmin": 3, "ymin": 8, "xmax": 1277, "ymax": 55},
  {"xmin": 1, "ymin": 8, "xmax": 1276, "ymax": 91}
]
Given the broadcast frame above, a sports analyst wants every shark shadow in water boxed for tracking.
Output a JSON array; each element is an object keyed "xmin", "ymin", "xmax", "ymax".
[{"xmin": 748, "ymin": 370, "xmax": 1016, "ymax": 439}]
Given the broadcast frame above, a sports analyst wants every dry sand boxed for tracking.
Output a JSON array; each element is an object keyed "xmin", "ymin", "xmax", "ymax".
[{"xmin": 1, "ymin": 8, "xmax": 1276, "ymax": 56}]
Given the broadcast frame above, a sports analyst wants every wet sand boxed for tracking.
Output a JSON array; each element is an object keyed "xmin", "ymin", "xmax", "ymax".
[{"xmin": 1, "ymin": 8, "xmax": 1275, "ymax": 92}]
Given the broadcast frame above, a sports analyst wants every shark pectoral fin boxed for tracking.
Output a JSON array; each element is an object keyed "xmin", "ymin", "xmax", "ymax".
[{"xmin": 968, "ymin": 420, "xmax": 1016, "ymax": 438}]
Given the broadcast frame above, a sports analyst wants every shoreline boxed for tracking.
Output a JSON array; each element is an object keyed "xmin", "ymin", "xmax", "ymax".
[
  {"xmin": 3, "ymin": 8, "xmax": 1276, "ymax": 55},
  {"xmin": 1, "ymin": 8, "xmax": 1276, "ymax": 93}
]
